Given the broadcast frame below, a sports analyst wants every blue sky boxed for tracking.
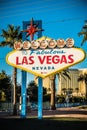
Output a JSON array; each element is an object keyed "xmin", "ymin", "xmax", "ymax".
[{"xmin": 0, "ymin": 0, "xmax": 87, "ymax": 84}]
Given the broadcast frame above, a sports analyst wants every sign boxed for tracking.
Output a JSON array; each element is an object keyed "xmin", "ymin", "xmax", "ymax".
[{"xmin": 6, "ymin": 36, "xmax": 86, "ymax": 78}]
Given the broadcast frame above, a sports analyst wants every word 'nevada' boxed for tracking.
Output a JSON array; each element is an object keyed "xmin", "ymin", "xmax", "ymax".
[
  {"xmin": 16, "ymin": 54, "xmax": 74, "ymax": 65},
  {"xmin": 32, "ymin": 66, "xmax": 55, "ymax": 71}
]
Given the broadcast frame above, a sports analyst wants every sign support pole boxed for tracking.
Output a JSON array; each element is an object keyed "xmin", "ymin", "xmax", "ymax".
[
  {"xmin": 21, "ymin": 19, "xmax": 43, "ymax": 119},
  {"xmin": 21, "ymin": 70, "xmax": 27, "ymax": 118},
  {"xmin": 21, "ymin": 22, "xmax": 27, "ymax": 118},
  {"xmin": 38, "ymin": 77, "xmax": 43, "ymax": 119},
  {"xmin": 37, "ymin": 20, "xmax": 43, "ymax": 119}
]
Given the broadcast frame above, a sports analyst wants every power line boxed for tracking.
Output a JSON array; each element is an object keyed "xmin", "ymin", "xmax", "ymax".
[
  {"xmin": 0, "ymin": 0, "xmax": 54, "ymax": 10},
  {"xmin": 0, "ymin": 0, "xmax": 81, "ymax": 10},
  {"xmin": 0, "ymin": 2, "xmax": 85, "ymax": 19},
  {"xmin": 0, "ymin": 0, "xmax": 86, "ymax": 19},
  {"xmin": 43, "ymin": 16, "xmax": 87, "ymax": 24},
  {"xmin": 1, "ymin": 2, "xmax": 83, "ymax": 14}
]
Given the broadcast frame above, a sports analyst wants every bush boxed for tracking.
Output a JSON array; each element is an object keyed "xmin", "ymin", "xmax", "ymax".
[
  {"xmin": 43, "ymin": 94, "xmax": 51, "ymax": 102},
  {"xmin": 70, "ymin": 96, "xmax": 85, "ymax": 103},
  {"xmin": 57, "ymin": 95, "xmax": 65, "ymax": 103}
]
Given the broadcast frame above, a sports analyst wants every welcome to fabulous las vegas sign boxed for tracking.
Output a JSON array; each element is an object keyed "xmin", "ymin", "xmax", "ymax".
[{"xmin": 6, "ymin": 36, "xmax": 86, "ymax": 78}]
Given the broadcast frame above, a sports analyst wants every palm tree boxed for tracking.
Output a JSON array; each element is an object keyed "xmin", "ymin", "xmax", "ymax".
[
  {"xmin": 78, "ymin": 20, "xmax": 87, "ymax": 99},
  {"xmin": 0, "ymin": 24, "xmax": 22, "ymax": 115},
  {"xmin": 0, "ymin": 70, "xmax": 12, "ymax": 101},
  {"xmin": 78, "ymin": 20, "xmax": 87, "ymax": 46},
  {"xmin": 27, "ymin": 81, "xmax": 38, "ymax": 96},
  {"xmin": 49, "ymin": 75, "xmax": 56, "ymax": 110},
  {"xmin": 78, "ymin": 73, "xmax": 87, "ymax": 99},
  {"xmin": 49, "ymin": 69, "xmax": 70, "ymax": 110}
]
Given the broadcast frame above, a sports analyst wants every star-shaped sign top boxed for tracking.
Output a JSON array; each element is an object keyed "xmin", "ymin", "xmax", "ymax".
[{"xmin": 22, "ymin": 18, "xmax": 44, "ymax": 41}]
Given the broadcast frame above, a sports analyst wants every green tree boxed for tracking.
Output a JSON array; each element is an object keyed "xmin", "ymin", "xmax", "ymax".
[
  {"xmin": 78, "ymin": 73, "xmax": 87, "ymax": 99},
  {"xmin": 78, "ymin": 20, "xmax": 87, "ymax": 46},
  {"xmin": 27, "ymin": 81, "xmax": 38, "ymax": 102},
  {"xmin": 27, "ymin": 80, "xmax": 47, "ymax": 102},
  {"xmin": 0, "ymin": 70, "xmax": 12, "ymax": 101},
  {"xmin": 0, "ymin": 24, "xmax": 22, "ymax": 115}
]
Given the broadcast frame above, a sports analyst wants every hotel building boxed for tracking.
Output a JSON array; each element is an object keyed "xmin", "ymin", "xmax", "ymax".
[{"xmin": 35, "ymin": 68, "xmax": 87, "ymax": 97}]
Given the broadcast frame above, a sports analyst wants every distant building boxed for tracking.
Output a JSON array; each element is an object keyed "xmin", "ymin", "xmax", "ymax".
[
  {"xmin": 35, "ymin": 68, "xmax": 87, "ymax": 97},
  {"xmin": 58, "ymin": 69, "xmax": 79, "ymax": 95}
]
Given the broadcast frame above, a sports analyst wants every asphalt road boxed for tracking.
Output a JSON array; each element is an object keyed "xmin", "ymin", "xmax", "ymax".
[
  {"xmin": 0, "ymin": 118, "xmax": 87, "ymax": 130},
  {"xmin": 0, "ymin": 107, "xmax": 87, "ymax": 130}
]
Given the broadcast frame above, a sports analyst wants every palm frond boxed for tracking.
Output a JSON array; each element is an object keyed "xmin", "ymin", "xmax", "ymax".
[
  {"xmin": 57, "ymin": 69, "xmax": 70, "ymax": 80},
  {"xmin": 0, "ymin": 41, "xmax": 8, "ymax": 47},
  {"xmin": 81, "ymin": 38, "xmax": 86, "ymax": 46},
  {"xmin": 0, "ymin": 24, "xmax": 22, "ymax": 48},
  {"xmin": 78, "ymin": 73, "xmax": 87, "ymax": 82},
  {"xmin": 62, "ymin": 71, "xmax": 71, "ymax": 80},
  {"xmin": 8, "ymin": 24, "xmax": 14, "ymax": 32},
  {"xmin": 78, "ymin": 74, "xmax": 83, "ymax": 81},
  {"xmin": 78, "ymin": 31, "xmax": 86, "ymax": 36},
  {"xmin": 1, "ymin": 29, "xmax": 9, "ymax": 38},
  {"xmin": 78, "ymin": 20, "xmax": 87, "ymax": 46}
]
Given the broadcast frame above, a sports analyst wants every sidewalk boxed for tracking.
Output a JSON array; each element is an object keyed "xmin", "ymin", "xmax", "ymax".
[
  {"xmin": 27, "ymin": 107, "xmax": 87, "ymax": 119},
  {"xmin": 1, "ymin": 107, "xmax": 87, "ymax": 119}
]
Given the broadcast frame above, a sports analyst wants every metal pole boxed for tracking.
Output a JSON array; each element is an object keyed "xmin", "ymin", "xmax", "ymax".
[
  {"xmin": 21, "ymin": 22, "xmax": 27, "ymax": 118},
  {"xmin": 21, "ymin": 19, "xmax": 43, "ymax": 119},
  {"xmin": 38, "ymin": 77, "xmax": 43, "ymax": 119},
  {"xmin": 21, "ymin": 70, "xmax": 27, "ymax": 118},
  {"xmin": 36, "ymin": 20, "xmax": 43, "ymax": 119}
]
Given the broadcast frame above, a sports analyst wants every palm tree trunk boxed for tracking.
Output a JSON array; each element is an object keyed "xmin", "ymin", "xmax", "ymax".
[
  {"xmin": 49, "ymin": 75, "xmax": 56, "ymax": 110},
  {"xmin": 13, "ymin": 67, "xmax": 17, "ymax": 115}
]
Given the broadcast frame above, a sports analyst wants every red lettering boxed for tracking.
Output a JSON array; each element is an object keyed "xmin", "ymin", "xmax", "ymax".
[
  {"xmin": 16, "ymin": 57, "xmax": 21, "ymax": 65},
  {"xmin": 16, "ymin": 56, "xmax": 34, "ymax": 65},
  {"xmin": 29, "ymin": 56, "xmax": 34, "ymax": 64},
  {"xmin": 47, "ymin": 56, "xmax": 52, "ymax": 64},
  {"xmin": 60, "ymin": 55, "xmax": 67, "ymax": 64},
  {"xmin": 38, "ymin": 54, "xmax": 74, "ymax": 65},
  {"xmin": 68, "ymin": 55, "xmax": 74, "ymax": 63},
  {"xmin": 52, "ymin": 55, "xmax": 60, "ymax": 64},
  {"xmin": 22, "ymin": 56, "xmax": 28, "ymax": 65},
  {"xmin": 38, "ymin": 56, "xmax": 46, "ymax": 64}
]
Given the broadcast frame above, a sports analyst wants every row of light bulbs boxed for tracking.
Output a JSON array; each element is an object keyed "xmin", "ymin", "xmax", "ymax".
[{"xmin": 14, "ymin": 38, "xmax": 74, "ymax": 50}]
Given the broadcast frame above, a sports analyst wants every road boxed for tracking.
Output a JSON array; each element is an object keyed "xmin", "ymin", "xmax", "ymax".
[{"xmin": 0, "ymin": 107, "xmax": 87, "ymax": 130}]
